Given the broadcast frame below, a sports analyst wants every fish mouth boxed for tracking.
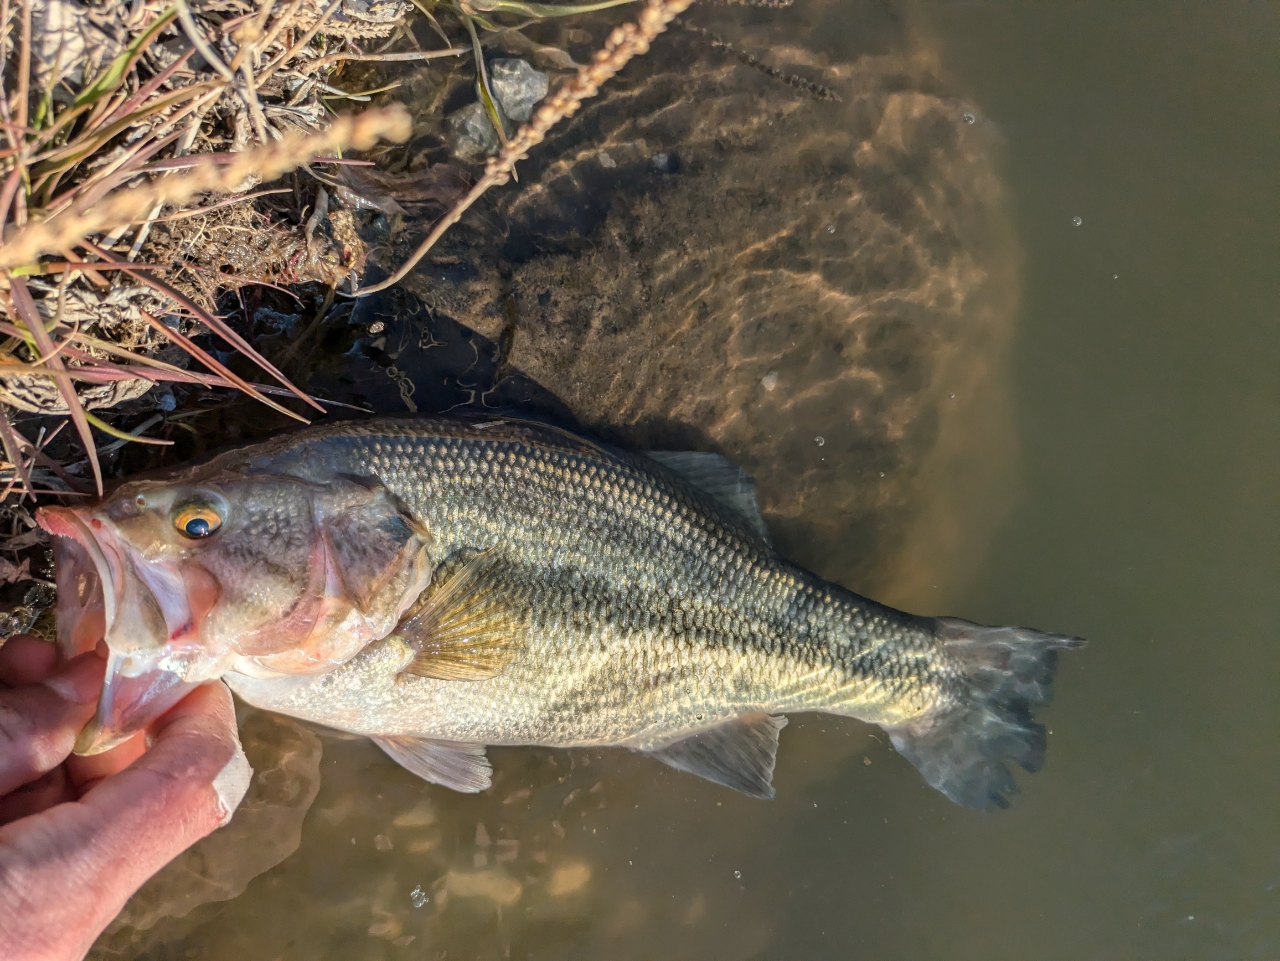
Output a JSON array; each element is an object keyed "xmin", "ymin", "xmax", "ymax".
[
  {"xmin": 37, "ymin": 507, "xmax": 209, "ymax": 755},
  {"xmin": 39, "ymin": 507, "xmax": 115, "ymax": 661}
]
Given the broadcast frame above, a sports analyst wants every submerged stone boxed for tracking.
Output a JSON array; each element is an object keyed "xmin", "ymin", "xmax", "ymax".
[
  {"xmin": 489, "ymin": 58, "xmax": 549, "ymax": 123},
  {"xmin": 446, "ymin": 60, "xmax": 549, "ymax": 163},
  {"xmin": 447, "ymin": 101, "xmax": 500, "ymax": 163}
]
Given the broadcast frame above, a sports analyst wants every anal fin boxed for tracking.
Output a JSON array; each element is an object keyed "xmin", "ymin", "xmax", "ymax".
[
  {"xmin": 645, "ymin": 713, "xmax": 788, "ymax": 799},
  {"xmin": 395, "ymin": 549, "xmax": 521, "ymax": 681},
  {"xmin": 372, "ymin": 735, "xmax": 492, "ymax": 793}
]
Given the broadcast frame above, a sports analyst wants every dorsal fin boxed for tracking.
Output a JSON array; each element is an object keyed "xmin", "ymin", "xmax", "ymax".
[
  {"xmin": 644, "ymin": 713, "xmax": 788, "ymax": 799},
  {"xmin": 394, "ymin": 550, "xmax": 521, "ymax": 681},
  {"xmin": 372, "ymin": 735, "xmax": 492, "ymax": 792},
  {"xmin": 644, "ymin": 451, "xmax": 771, "ymax": 544}
]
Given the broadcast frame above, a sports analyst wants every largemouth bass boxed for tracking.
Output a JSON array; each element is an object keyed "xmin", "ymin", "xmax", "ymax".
[{"xmin": 37, "ymin": 417, "xmax": 1081, "ymax": 809}]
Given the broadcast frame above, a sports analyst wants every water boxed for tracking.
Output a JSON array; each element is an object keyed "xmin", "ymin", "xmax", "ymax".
[{"xmin": 96, "ymin": 2, "xmax": 1278, "ymax": 958}]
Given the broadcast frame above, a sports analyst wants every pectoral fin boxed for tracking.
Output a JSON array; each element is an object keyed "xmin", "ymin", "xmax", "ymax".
[
  {"xmin": 395, "ymin": 550, "xmax": 521, "ymax": 681},
  {"xmin": 645, "ymin": 713, "xmax": 788, "ymax": 799},
  {"xmin": 372, "ymin": 735, "xmax": 492, "ymax": 793}
]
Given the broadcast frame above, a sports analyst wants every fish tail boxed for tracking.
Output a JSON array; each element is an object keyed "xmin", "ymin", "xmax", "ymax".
[{"xmin": 884, "ymin": 617, "xmax": 1084, "ymax": 810}]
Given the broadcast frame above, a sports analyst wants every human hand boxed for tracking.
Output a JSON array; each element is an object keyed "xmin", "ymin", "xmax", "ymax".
[{"xmin": 0, "ymin": 635, "xmax": 251, "ymax": 961}]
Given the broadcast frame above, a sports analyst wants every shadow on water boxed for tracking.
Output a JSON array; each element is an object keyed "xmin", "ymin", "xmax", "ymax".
[{"xmin": 320, "ymin": 271, "xmax": 578, "ymax": 425}]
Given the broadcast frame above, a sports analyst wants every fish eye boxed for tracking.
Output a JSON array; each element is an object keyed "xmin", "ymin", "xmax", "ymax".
[{"xmin": 173, "ymin": 503, "xmax": 223, "ymax": 539}]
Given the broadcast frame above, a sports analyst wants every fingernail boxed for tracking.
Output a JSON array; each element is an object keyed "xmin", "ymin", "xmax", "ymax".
[{"xmin": 42, "ymin": 654, "xmax": 103, "ymax": 705}]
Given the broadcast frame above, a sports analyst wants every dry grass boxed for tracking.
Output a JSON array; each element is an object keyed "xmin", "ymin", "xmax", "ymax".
[{"xmin": 0, "ymin": 0, "xmax": 429, "ymax": 503}]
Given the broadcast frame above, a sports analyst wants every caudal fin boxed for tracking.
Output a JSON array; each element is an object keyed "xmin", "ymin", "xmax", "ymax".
[{"xmin": 885, "ymin": 617, "xmax": 1084, "ymax": 810}]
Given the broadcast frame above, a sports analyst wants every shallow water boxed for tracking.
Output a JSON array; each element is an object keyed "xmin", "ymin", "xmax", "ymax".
[{"xmin": 97, "ymin": 2, "xmax": 1278, "ymax": 959}]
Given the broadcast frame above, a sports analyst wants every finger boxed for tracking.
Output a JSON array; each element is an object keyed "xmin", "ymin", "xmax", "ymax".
[
  {"xmin": 0, "ymin": 652, "xmax": 104, "ymax": 796},
  {"xmin": 77, "ymin": 680, "xmax": 247, "ymax": 843},
  {"xmin": 0, "ymin": 635, "xmax": 57, "ymax": 687},
  {"xmin": 65, "ymin": 727, "xmax": 149, "ymax": 792},
  {"xmin": 0, "ymin": 766, "xmax": 73, "ymax": 825},
  {"xmin": 0, "ymin": 683, "xmax": 248, "ymax": 961}
]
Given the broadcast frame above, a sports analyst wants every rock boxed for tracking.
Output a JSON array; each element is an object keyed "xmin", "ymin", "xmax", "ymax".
[
  {"xmin": 547, "ymin": 861, "xmax": 592, "ymax": 897},
  {"xmin": 442, "ymin": 869, "xmax": 523, "ymax": 906},
  {"xmin": 488, "ymin": 58, "xmax": 549, "ymax": 123},
  {"xmin": 445, "ymin": 60, "xmax": 548, "ymax": 163},
  {"xmin": 648, "ymin": 151, "xmax": 679, "ymax": 174},
  {"xmin": 447, "ymin": 101, "xmax": 500, "ymax": 163},
  {"xmin": 392, "ymin": 803, "xmax": 436, "ymax": 828}
]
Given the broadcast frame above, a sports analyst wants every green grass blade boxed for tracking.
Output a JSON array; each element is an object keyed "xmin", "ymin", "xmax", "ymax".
[{"xmin": 72, "ymin": 5, "xmax": 179, "ymax": 109}]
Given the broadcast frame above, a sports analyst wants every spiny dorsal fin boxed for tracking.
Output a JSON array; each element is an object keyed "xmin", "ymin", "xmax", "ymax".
[
  {"xmin": 372, "ymin": 735, "xmax": 492, "ymax": 792},
  {"xmin": 645, "ymin": 713, "xmax": 788, "ymax": 799},
  {"xmin": 394, "ymin": 549, "xmax": 521, "ymax": 681},
  {"xmin": 644, "ymin": 451, "xmax": 771, "ymax": 544}
]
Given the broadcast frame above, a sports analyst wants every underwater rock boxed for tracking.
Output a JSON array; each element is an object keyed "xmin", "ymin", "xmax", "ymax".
[
  {"xmin": 547, "ymin": 861, "xmax": 592, "ymax": 896},
  {"xmin": 447, "ymin": 60, "xmax": 548, "ymax": 163},
  {"xmin": 441, "ymin": 868, "xmax": 524, "ymax": 906},
  {"xmin": 447, "ymin": 101, "xmax": 501, "ymax": 163},
  {"xmin": 488, "ymin": 58, "xmax": 550, "ymax": 123},
  {"xmin": 648, "ymin": 151, "xmax": 679, "ymax": 174}
]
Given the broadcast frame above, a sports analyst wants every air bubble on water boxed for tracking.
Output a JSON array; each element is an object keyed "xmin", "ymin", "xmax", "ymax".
[
  {"xmin": 962, "ymin": 112, "xmax": 975, "ymax": 124},
  {"xmin": 1072, "ymin": 216, "xmax": 1083, "ymax": 226},
  {"xmin": 734, "ymin": 871, "xmax": 742, "ymax": 879},
  {"xmin": 826, "ymin": 224, "xmax": 835, "ymax": 234},
  {"xmin": 814, "ymin": 436, "xmax": 825, "ymax": 447},
  {"xmin": 410, "ymin": 885, "xmax": 428, "ymax": 908}
]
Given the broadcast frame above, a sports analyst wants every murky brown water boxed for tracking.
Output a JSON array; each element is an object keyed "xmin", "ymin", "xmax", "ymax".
[{"xmin": 94, "ymin": 2, "xmax": 1278, "ymax": 959}]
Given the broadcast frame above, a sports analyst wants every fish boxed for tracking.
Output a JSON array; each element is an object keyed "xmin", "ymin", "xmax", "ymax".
[{"xmin": 37, "ymin": 416, "xmax": 1082, "ymax": 809}]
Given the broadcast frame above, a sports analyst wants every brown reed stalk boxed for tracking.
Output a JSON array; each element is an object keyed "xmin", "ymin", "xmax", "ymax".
[
  {"xmin": 0, "ymin": 107, "xmax": 413, "ymax": 272},
  {"xmin": 353, "ymin": 0, "xmax": 696, "ymax": 297}
]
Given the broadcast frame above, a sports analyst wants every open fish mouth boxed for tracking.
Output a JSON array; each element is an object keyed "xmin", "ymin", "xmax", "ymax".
[
  {"xmin": 37, "ymin": 506, "xmax": 210, "ymax": 756},
  {"xmin": 40, "ymin": 507, "xmax": 115, "ymax": 661}
]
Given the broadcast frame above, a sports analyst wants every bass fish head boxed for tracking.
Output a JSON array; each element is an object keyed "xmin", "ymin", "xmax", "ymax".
[{"xmin": 37, "ymin": 470, "xmax": 431, "ymax": 755}]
